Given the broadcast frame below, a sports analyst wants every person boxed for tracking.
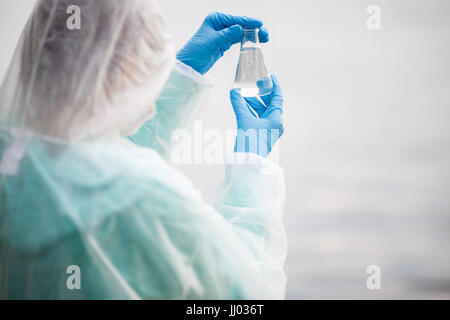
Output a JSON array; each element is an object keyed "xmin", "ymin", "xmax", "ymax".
[{"xmin": 0, "ymin": 0, "xmax": 286, "ymax": 299}]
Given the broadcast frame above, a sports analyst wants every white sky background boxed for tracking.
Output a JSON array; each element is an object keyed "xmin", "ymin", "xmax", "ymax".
[{"xmin": 0, "ymin": 0, "xmax": 449, "ymax": 299}]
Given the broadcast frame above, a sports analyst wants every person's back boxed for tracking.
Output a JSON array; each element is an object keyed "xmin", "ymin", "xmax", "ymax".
[
  {"xmin": 0, "ymin": 130, "xmax": 286, "ymax": 299},
  {"xmin": 0, "ymin": 132, "xmax": 173, "ymax": 299}
]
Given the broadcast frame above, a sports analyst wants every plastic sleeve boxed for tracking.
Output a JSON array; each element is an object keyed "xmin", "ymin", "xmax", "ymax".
[
  {"xmin": 214, "ymin": 153, "xmax": 287, "ymax": 298},
  {"xmin": 91, "ymin": 152, "xmax": 287, "ymax": 299},
  {"xmin": 127, "ymin": 61, "xmax": 213, "ymax": 157}
]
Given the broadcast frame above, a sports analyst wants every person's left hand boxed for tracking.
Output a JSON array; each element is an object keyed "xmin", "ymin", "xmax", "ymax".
[{"xmin": 176, "ymin": 12, "xmax": 269, "ymax": 75}]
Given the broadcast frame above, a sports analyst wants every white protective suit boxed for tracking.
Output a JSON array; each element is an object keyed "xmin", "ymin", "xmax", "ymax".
[{"xmin": 0, "ymin": 0, "xmax": 287, "ymax": 299}]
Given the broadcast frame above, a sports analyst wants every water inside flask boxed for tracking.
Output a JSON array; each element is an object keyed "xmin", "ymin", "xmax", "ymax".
[{"xmin": 234, "ymin": 28, "xmax": 273, "ymax": 97}]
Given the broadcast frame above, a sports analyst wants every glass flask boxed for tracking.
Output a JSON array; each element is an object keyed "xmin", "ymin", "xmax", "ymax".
[{"xmin": 234, "ymin": 28, "xmax": 273, "ymax": 97}]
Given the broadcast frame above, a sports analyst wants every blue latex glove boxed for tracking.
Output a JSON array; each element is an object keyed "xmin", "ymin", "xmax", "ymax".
[
  {"xmin": 177, "ymin": 12, "xmax": 269, "ymax": 75},
  {"xmin": 230, "ymin": 75, "xmax": 284, "ymax": 157}
]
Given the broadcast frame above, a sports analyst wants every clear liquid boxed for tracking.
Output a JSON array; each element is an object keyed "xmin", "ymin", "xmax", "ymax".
[
  {"xmin": 239, "ymin": 87, "xmax": 261, "ymax": 97},
  {"xmin": 234, "ymin": 47, "xmax": 272, "ymax": 97}
]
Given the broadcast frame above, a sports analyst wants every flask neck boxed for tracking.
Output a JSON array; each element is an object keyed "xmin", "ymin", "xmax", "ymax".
[{"xmin": 241, "ymin": 29, "xmax": 260, "ymax": 48}]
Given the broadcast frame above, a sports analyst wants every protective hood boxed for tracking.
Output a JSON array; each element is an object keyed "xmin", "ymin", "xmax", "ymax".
[{"xmin": 0, "ymin": 0, "xmax": 174, "ymax": 142}]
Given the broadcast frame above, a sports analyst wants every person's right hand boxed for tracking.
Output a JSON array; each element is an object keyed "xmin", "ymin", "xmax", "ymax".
[{"xmin": 230, "ymin": 75, "xmax": 284, "ymax": 157}]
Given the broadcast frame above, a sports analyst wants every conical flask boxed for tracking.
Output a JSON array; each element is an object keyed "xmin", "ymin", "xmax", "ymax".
[{"xmin": 234, "ymin": 28, "xmax": 273, "ymax": 97}]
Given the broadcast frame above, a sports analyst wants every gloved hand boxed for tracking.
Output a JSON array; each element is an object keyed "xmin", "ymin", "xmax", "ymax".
[
  {"xmin": 176, "ymin": 12, "xmax": 269, "ymax": 75},
  {"xmin": 230, "ymin": 75, "xmax": 284, "ymax": 157}
]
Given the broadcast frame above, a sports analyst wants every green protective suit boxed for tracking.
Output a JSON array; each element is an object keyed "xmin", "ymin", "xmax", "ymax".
[{"xmin": 0, "ymin": 62, "xmax": 287, "ymax": 299}]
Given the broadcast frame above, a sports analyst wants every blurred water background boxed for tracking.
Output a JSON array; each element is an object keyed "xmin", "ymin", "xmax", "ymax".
[{"xmin": 1, "ymin": 0, "xmax": 449, "ymax": 299}]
